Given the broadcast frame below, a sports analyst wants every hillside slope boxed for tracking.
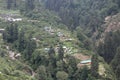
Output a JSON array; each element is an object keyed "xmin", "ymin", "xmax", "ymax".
[{"xmin": 0, "ymin": 0, "xmax": 119, "ymax": 80}]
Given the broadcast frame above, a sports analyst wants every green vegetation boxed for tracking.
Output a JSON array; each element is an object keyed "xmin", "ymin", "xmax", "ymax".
[{"xmin": 0, "ymin": 0, "xmax": 120, "ymax": 80}]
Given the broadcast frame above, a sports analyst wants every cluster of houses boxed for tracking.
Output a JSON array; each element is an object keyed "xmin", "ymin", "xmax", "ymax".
[
  {"xmin": 44, "ymin": 26, "xmax": 55, "ymax": 35},
  {"xmin": 43, "ymin": 26, "xmax": 76, "ymax": 55},
  {"xmin": 44, "ymin": 26, "xmax": 91, "ymax": 68},
  {"xmin": 43, "ymin": 45, "xmax": 72, "ymax": 55},
  {"xmin": 31, "ymin": 37, "xmax": 40, "ymax": 42},
  {"xmin": 57, "ymin": 31, "xmax": 74, "ymax": 42},
  {"xmin": 6, "ymin": 17, "xmax": 22, "ymax": 22},
  {"xmin": 54, "ymin": 45, "xmax": 69, "ymax": 53},
  {"xmin": 0, "ymin": 13, "xmax": 22, "ymax": 22},
  {"xmin": 44, "ymin": 26, "xmax": 74, "ymax": 41}
]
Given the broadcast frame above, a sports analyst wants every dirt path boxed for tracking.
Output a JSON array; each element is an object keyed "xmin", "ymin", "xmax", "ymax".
[{"xmin": 31, "ymin": 71, "xmax": 36, "ymax": 77}]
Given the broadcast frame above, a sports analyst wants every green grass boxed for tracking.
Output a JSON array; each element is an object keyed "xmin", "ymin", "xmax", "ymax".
[{"xmin": 0, "ymin": 9, "xmax": 20, "ymax": 15}]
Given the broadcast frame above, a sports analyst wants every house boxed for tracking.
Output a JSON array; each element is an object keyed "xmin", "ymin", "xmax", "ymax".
[
  {"xmin": 44, "ymin": 48, "xmax": 50, "ymax": 52},
  {"xmin": 44, "ymin": 26, "xmax": 52, "ymax": 32},
  {"xmin": 13, "ymin": 18, "xmax": 22, "ymax": 22},
  {"xmin": 44, "ymin": 26, "xmax": 55, "ymax": 35},
  {"xmin": 57, "ymin": 32, "xmax": 64, "ymax": 37},
  {"xmin": 77, "ymin": 59, "xmax": 92, "ymax": 68},
  {"xmin": 15, "ymin": 53, "xmax": 21, "ymax": 59},
  {"xmin": 0, "ymin": 29, "xmax": 5, "ymax": 33},
  {"xmin": 65, "ymin": 38, "xmax": 73, "ymax": 41},
  {"xmin": 31, "ymin": 38, "xmax": 37, "ymax": 41},
  {"xmin": 6, "ymin": 17, "xmax": 22, "ymax": 22},
  {"xmin": 80, "ymin": 59, "xmax": 91, "ymax": 64}
]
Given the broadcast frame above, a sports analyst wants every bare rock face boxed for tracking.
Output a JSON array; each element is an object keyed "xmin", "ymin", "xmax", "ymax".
[
  {"xmin": 96, "ymin": 13, "xmax": 120, "ymax": 46},
  {"xmin": 104, "ymin": 13, "xmax": 120, "ymax": 33}
]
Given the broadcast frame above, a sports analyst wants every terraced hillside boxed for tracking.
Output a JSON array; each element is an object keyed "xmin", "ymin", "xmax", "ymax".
[{"xmin": 0, "ymin": 0, "xmax": 119, "ymax": 80}]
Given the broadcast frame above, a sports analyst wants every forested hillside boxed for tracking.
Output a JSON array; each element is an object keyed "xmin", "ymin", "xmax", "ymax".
[{"xmin": 0, "ymin": 0, "xmax": 120, "ymax": 80}]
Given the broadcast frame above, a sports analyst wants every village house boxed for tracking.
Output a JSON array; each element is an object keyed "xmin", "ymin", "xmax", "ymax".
[
  {"xmin": 44, "ymin": 26, "xmax": 52, "ymax": 32},
  {"xmin": 0, "ymin": 29, "xmax": 5, "ymax": 33},
  {"xmin": 44, "ymin": 26, "xmax": 55, "ymax": 34},
  {"xmin": 44, "ymin": 48, "xmax": 50, "ymax": 52},
  {"xmin": 15, "ymin": 53, "xmax": 21, "ymax": 59},
  {"xmin": 77, "ymin": 59, "xmax": 92, "ymax": 68},
  {"xmin": 5, "ymin": 17, "xmax": 22, "ymax": 22},
  {"xmin": 80, "ymin": 59, "xmax": 91, "ymax": 64},
  {"xmin": 57, "ymin": 32, "xmax": 64, "ymax": 37}
]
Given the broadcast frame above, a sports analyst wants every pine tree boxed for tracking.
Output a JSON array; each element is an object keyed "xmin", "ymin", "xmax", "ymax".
[
  {"xmin": 68, "ymin": 56, "xmax": 77, "ymax": 73},
  {"xmin": 80, "ymin": 66, "xmax": 88, "ymax": 80},
  {"xmin": 12, "ymin": 23, "xmax": 18, "ymax": 41},
  {"xmin": 6, "ymin": 0, "xmax": 13, "ymax": 9},
  {"xmin": 58, "ymin": 45, "xmax": 64, "ymax": 60},
  {"xmin": 48, "ymin": 46, "xmax": 55, "ymax": 58},
  {"xmin": 48, "ymin": 46, "xmax": 56, "ymax": 76},
  {"xmin": 14, "ymin": 0, "xmax": 17, "ymax": 8},
  {"xmin": 25, "ymin": 0, "xmax": 35, "ymax": 11},
  {"xmin": 91, "ymin": 54, "xmax": 99, "ymax": 78},
  {"xmin": 3, "ymin": 23, "xmax": 18, "ymax": 43},
  {"xmin": 24, "ymin": 39, "xmax": 36, "ymax": 60},
  {"xmin": 17, "ymin": 29, "xmax": 26, "ymax": 52}
]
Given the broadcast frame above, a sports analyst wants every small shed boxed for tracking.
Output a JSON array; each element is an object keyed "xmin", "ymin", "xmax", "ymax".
[{"xmin": 80, "ymin": 59, "xmax": 91, "ymax": 64}]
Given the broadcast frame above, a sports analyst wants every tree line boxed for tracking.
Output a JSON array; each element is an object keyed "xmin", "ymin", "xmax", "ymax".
[{"xmin": 6, "ymin": 0, "xmax": 120, "ymax": 35}]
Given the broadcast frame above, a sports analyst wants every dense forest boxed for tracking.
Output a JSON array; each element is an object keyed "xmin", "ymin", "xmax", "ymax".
[{"xmin": 0, "ymin": 0, "xmax": 120, "ymax": 80}]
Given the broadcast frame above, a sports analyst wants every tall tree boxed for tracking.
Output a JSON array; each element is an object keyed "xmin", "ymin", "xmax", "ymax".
[
  {"xmin": 25, "ymin": 0, "xmax": 35, "ymax": 11},
  {"xmin": 58, "ymin": 45, "xmax": 64, "ymax": 60},
  {"xmin": 6, "ymin": 0, "xmax": 13, "ymax": 9},
  {"xmin": 80, "ymin": 67, "xmax": 88, "ymax": 80},
  {"xmin": 14, "ymin": 0, "xmax": 17, "ymax": 8},
  {"xmin": 12, "ymin": 23, "xmax": 18, "ymax": 41},
  {"xmin": 91, "ymin": 54, "xmax": 99, "ymax": 78},
  {"xmin": 48, "ymin": 46, "xmax": 55, "ymax": 58},
  {"xmin": 24, "ymin": 39, "xmax": 36, "ymax": 60},
  {"xmin": 3, "ymin": 23, "xmax": 18, "ymax": 43},
  {"xmin": 48, "ymin": 46, "xmax": 56, "ymax": 78},
  {"xmin": 17, "ymin": 29, "xmax": 26, "ymax": 52}
]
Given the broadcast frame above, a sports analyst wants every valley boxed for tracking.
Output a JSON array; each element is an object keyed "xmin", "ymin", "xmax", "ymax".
[{"xmin": 0, "ymin": 0, "xmax": 120, "ymax": 80}]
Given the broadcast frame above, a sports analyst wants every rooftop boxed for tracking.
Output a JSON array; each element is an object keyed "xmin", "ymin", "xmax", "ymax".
[{"xmin": 80, "ymin": 59, "xmax": 91, "ymax": 64}]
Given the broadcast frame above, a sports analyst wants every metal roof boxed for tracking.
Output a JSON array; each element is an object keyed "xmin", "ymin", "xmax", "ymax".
[{"xmin": 80, "ymin": 59, "xmax": 91, "ymax": 64}]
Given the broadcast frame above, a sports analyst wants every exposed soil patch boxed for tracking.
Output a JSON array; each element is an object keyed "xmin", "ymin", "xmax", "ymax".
[
  {"xmin": 73, "ymin": 53, "xmax": 91, "ymax": 60},
  {"xmin": 73, "ymin": 53, "xmax": 91, "ymax": 68}
]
